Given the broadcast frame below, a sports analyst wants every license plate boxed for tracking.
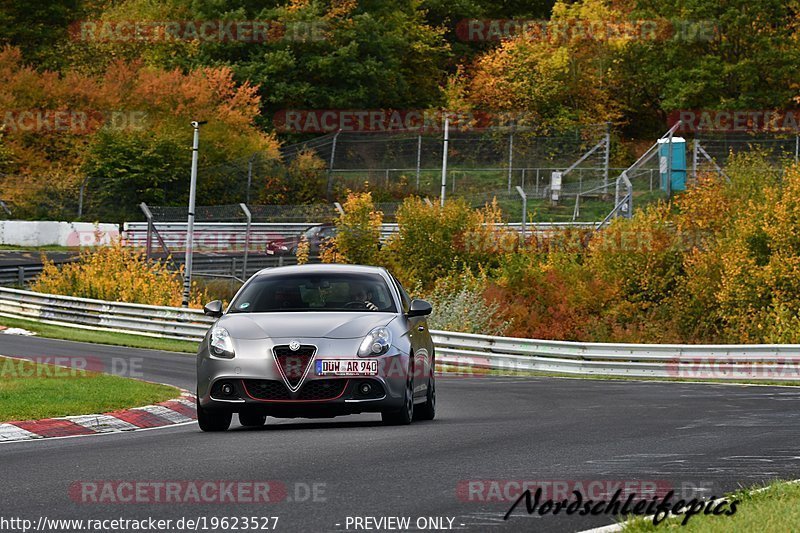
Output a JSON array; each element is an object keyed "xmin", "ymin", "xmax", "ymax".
[{"xmin": 316, "ymin": 359, "xmax": 378, "ymax": 376}]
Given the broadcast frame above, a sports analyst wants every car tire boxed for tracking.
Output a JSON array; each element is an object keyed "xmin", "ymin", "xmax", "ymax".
[
  {"xmin": 197, "ymin": 398, "xmax": 232, "ymax": 432},
  {"xmin": 382, "ymin": 369, "xmax": 414, "ymax": 426},
  {"xmin": 414, "ymin": 374, "xmax": 435, "ymax": 421},
  {"xmin": 239, "ymin": 412, "xmax": 267, "ymax": 427}
]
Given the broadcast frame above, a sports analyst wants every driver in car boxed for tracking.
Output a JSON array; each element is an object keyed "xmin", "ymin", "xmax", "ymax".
[{"xmin": 350, "ymin": 283, "xmax": 379, "ymax": 311}]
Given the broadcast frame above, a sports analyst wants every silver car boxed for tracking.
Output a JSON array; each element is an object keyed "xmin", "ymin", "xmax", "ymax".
[{"xmin": 196, "ymin": 264, "xmax": 435, "ymax": 431}]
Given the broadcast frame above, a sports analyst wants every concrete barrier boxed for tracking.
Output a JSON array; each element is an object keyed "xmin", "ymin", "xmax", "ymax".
[{"xmin": 0, "ymin": 221, "xmax": 120, "ymax": 247}]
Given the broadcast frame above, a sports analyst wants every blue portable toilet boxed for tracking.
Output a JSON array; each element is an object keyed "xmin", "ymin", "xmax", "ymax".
[{"xmin": 657, "ymin": 137, "xmax": 686, "ymax": 192}]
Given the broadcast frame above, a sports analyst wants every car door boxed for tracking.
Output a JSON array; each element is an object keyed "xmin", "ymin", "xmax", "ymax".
[{"xmin": 390, "ymin": 275, "xmax": 430, "ymax": 399}]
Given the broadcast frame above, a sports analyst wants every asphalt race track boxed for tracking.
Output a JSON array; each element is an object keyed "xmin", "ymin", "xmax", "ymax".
[{"xmin": 1, "ymin": 335, "xmax": 800, "ymax": 532}]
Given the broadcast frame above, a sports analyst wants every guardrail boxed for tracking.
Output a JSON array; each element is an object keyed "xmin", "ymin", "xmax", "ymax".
[
  {"xmin": 1, "ymin": 287, "xmax": 797, "ymax": 381},
  {"xmin": 0, "ymin": 255, "xmax": 306, "ymax": 287},
  {"xmin": 122, "ymin": 221, "xmax": 600, "ymax": 251},
  {"xmin": 0, "ymin": 265, "xmax": 46, "ymax": 286}
]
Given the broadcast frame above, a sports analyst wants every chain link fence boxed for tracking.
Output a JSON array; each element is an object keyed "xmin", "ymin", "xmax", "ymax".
[{"xmin": 6, "ymin": 128, "xmax": 800, "ymax": 224}]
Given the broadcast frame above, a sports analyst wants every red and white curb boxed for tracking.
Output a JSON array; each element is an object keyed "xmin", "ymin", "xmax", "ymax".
[{"xmin": 0, "ymin": 391, "xmax": 197, "ymax": 442}]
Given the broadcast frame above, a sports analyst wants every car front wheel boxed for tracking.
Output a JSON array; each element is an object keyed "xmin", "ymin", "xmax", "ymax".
[
  {"xmin": 197, "ymin": 398, "xmax": 232, "ymax": 432},
  {"xmin": 382, "ymin": 370, "xmax": 414, "ymax": 426},
  {"xmin": 414, "ymin": 374, "xmax": 435, "ymax": 421}
]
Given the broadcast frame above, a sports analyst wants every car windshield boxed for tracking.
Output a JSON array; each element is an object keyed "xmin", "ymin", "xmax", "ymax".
[
  {"xmin": 303, "ymin": 226, "xmax": 322, "ymax": 239},
  {"xmin": 228, "ymin": 272, "xmax": 397, "ymax": 313}
]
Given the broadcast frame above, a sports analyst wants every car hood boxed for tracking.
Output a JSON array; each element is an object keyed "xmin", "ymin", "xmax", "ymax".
[{"xmin": 216, "ymin": 312, "xmax": 396, "ymax": 340}]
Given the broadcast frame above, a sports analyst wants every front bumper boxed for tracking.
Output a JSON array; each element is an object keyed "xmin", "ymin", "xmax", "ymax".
[{"xmin": 197, "ymin": 337, "xmax": 410, "ymax": 418}]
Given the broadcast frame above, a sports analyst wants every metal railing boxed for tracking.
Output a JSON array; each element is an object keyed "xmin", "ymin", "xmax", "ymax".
[
  {"xmin": 0, "ymin": 265, "xmax": 46, "ymax": 286},
  {"xmin": 122, "ymin": 221, "xmax": 600, "ymax": 250},
  {"xmin": 1, "ymin": 287, "xmax": 799, "ymax": 381}
]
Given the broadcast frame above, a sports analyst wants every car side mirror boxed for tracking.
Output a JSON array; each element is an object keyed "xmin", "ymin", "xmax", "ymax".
[
  {"xmin": 408, "ymin": 299, "xmax": 432, "ymax": 317},
  {"xmin": 203, "ymin": 300, "xmax": 223, "ymax": 318}
]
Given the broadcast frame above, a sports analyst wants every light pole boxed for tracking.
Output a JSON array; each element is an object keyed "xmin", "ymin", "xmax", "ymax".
[
  {"xmin": 440, "ymin": 113, "xmax": 449, "ymax": 207},
  {"xmin": 182, "ymin": 120, "xmax": 206, "ymax": 307}
]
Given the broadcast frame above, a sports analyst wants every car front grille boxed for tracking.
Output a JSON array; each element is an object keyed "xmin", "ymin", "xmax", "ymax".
[
  {"xmin": 242, "ymin": 379, "xmax": 347, "ymax": 402},
  {"xmin": 272, "ymin": 344, "xmax": 316, "ymax": 390},
  {"xmin": 242, "ymin": 380, "xmax": 290, "ymax": 401},
  {"xmin": 297, "ymin": 379, "xmax": 348, "ymax": 401}
]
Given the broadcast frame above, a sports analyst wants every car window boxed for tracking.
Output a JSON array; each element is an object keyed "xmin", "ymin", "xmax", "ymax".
[
  {"xmin": 390, "ymin": 274, "xmax": 412, "ymax": 313},
  {"xmin": 229, "ymin": 272, "xmax": 397, "ymax": 313}
]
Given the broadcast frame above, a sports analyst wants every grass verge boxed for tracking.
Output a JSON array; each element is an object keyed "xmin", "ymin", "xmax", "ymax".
[
  {"xmin": 622, "ymin": 480, "xmax": 800, "ymax": 532},
  {"xmin": 0, "ymin": 316, "xmax": 198, "ymax": 353},
  {"xmin": 0, "ymin": 356, "xmax": 180, "ymax": 422}
]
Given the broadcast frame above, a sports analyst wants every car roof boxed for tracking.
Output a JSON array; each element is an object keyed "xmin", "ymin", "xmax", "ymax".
[{"xmin": 254, "ymin": 264, "xmax": 387, "ymax": 277}]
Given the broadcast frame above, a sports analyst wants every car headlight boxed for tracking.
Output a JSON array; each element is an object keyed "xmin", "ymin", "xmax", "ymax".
[
  {"xmin": 209, "ymin": 326, "xmax": 235, "ymax": 358},
  {"xmin": 358, "ymin": 326, "xmax": 392, "ymax": 357}
]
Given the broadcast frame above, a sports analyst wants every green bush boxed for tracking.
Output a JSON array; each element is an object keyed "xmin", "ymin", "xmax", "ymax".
[
  {"xmin": 323, "ymin": 192, "xmax": 383, "ymax": 265},
  {"xmin": 422, "ymin": 273, "xmax": 510, "ymax": 336}
]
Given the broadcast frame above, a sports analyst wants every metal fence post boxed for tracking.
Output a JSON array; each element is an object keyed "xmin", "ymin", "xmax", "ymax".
[
  {"xmin": 416, "ymin": 134, "xmax": 422, "ymax": 191},
  {"xmin": 17, "ymin": 266, "xmax": 24, "ymax": 286},
  {"xmin": 246, "ymin": 154, "xmax": 255, "ymax": 205},
  {"xmin": 666, "ymin": 130, "xmax": 674, "ymax": 198},
  {"xmin": 140, "ymin": 202, "xmax": 153, "ymax": 260},
  {"xmin": 440, "ymin": 114, "xmax": 449, "ymax": 206},
  {"xmin": 515, "ymin": 186, "xmax": 527, "ymax": 240},
  {"xmin": 78, "ymin": 176, "xmax": 90, "ymax": 219},
  {"xmin": 239, "ymin": 203, "xmax": 252, "ymax": 279},
  {"xmin": 326, "ymin": 129, "xmax": 341, "ymax": 200},
  {"xmin": 507, "ymin": 128, "xmax": 514, "ymax": 193},
  {"xmin": 603, "ymin": 122, "xmax": 610, "ymax": 195},
  {"xmin": 182, "ymin": 120, "xmax": 204, "ymax": 308}
]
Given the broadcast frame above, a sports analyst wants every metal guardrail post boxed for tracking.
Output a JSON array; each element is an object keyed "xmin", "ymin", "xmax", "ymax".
[{"xmin": 17, "ymin": 266, "xmax": 24, "ymax": 286}]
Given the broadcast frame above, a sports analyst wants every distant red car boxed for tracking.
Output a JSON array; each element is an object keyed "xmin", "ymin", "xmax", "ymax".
[{"xmin": 265, "ymin": 223, "xmax": 337, "ymax": 256}]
